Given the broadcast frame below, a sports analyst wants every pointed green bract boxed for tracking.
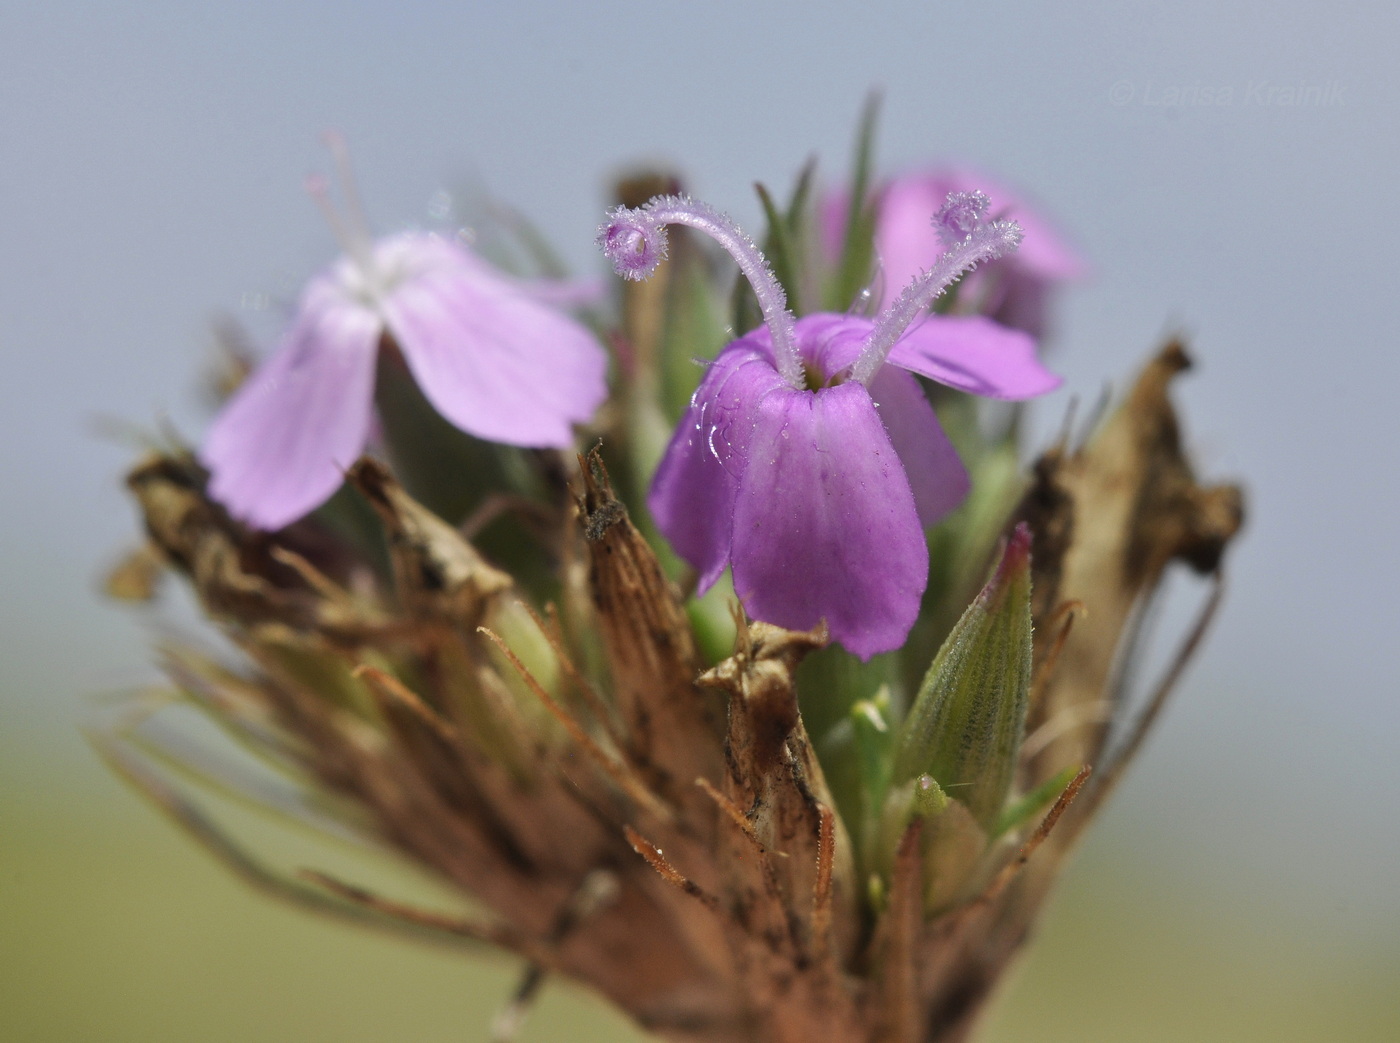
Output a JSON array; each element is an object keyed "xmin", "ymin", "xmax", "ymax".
[
  {"xmin": 893, "ymin": 524, "xmax": 1034, "ymax": 831},
  {"xmin": 755, "ymin": 182, "xmax": 799, "ymax": 314}
]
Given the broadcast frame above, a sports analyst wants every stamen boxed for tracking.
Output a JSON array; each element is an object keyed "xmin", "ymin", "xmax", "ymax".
[
  {"xmin": 850, "ymin": 193, "xmax": 1023, "ymax": 386},
  {"xmin": 598, "ymin": 195, "xmax": 802, "ymax": 390},
  {"xmin": 305, "ymin": 132, "xmax": 380, "ymax": 294},
  {"xmin": 304, "ymin": 174, "xmax": 357, "ymax": 261},
  {"xmin": 322, "ymin": 130, "xmax": 376, "ymax": 265}
]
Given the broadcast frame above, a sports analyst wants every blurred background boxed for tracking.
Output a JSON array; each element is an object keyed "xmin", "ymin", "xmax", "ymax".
[{"xmin": 3, "ymin": 1, "xmax": 1398, "ymax": 1039}]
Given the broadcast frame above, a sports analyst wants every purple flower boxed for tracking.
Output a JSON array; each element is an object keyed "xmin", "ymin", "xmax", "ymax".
[
  {"xmin": 823, "ymin": 169, "xmax": 1085, "ymax": 338},
  {"xmin": 600, "ymin": 194, "xmax": 1059, "ymax": 659},
  {"xmin": 202, "ymin": 147, "xmax": 607, "ymax": 531}
]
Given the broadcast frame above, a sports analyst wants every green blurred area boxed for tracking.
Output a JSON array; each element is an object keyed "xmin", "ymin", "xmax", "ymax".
[{"xmin": 4, "ymin": 722, "xmax": 1397, "ymax": 1043}]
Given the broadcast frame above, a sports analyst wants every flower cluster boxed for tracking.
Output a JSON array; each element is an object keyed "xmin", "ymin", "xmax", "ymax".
[{"xmin": 105, "ymin": 122, "xmax": 1242, "ymax": 1043}]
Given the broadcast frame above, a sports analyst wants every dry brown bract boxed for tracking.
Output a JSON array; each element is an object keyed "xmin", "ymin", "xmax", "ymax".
[{"xmin": 102, "ymin": 342, "xmax": 1241, "ymax": 1043}]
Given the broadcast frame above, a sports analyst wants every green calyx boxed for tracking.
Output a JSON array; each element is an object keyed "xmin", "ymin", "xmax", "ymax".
[{"xmin": 892, "ymin": 523, "xmax": 1035, "ymax": 833}]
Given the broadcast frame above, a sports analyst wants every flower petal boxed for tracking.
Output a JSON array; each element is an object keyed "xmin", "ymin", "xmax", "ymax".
[
  {"xmin": 730, "ymin": 381, "xmax": 928, "ymax": 660},
  {"xmin": 377, "ymin": 234, "xmax": 607, "ymax": 448},
  {"xmin": 201, "ymin": 276, "xmax": 380, "ymax": 530},
  {"xmin": 648, "ymin": 344, "xmax": 785, "ymax": 593},
  {"xmin": 771, "ymin": 314, "xmax": 970, "ymax": 528},
  {"xmin": 886, "ymin": 314, "xmax": 1060, "ymax": 400},
  {"xmin": 867, "ymin": 365, "xmax": 970, "ymax": 526}
]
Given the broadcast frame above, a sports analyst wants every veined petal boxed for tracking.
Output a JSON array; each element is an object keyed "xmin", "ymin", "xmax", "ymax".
[
  {"xmin": 201, "ymin": 275, "xmax": 380, "ymax": 530},
  {"xmin": 867, "ymin": 365, "xmax": 970, "ymax": 526},
  {"xmin": 648, "ymin": 344, "xmax": 785, "ymax": 593},
  {"xmin": 730, "ymin": 381, "xmax": 928, "ymax": 660},
  {"xmin": 886, "ymin": 314, "xmax": 1060, "ymax": 400},
  {"xmin": 753, "ymin": 314, "xmax": 971, "ymax": 527},
  {"xmin": 733, "ymin": 313, "xmax": 971, "ymax": 528},
  {"xmin": 376, "ymin": 234, "xmax": 607, "ymax": 448}
]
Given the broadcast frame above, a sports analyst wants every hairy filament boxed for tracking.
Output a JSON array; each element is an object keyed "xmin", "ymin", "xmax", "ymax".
[
  {"xmin": 305, "ymin": 133, "xmax": 381, "ymax": 297},
  {"xmin": 598, "ymin": 195, "xmax": 802, "ymax": 389},
  {"xmin": 851, "ymin": 195, "xmax": 1023, "ymax": 386}
]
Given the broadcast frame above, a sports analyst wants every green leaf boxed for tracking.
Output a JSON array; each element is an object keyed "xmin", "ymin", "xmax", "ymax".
[
  {"xmin": 755, "ymin": 182, "xmax": 799, "ymax": 313},
  {"xmin": 784, "ymin": 154, "xmax": 818, "ymax": 234},
  {"xmin": 994, "ymin": 764, "xmax": 1082, "ymax": 838},
  {"xmin": 828, "ymin": 91, "xmax": 882, "ymax": 311}
]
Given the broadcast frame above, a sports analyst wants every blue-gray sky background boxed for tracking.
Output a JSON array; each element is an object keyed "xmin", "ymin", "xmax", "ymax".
[{"xmin": 3, "ymin": 2, "xmax": 1397, "ymax": 1040}]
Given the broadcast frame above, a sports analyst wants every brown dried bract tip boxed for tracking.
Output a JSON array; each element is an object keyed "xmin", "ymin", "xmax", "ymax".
[
  {"xmin": 124, "ymin": 452, "xmax": 386, "ymax": 641},
  {"xmin": 575, "ymin": 446, "xmax": 723, "ymax": 808},
  {"xmin": 348, "ymin": 458, "xmax": 511, "ymax": 624}
]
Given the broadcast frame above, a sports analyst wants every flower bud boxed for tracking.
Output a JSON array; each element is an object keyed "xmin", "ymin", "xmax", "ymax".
[{"xmin": 893, "ymin": 523, "xmax": 1034, "ymax": 831}]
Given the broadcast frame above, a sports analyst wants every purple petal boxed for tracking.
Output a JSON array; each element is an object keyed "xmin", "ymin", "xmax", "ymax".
[
  {"xmin": 886, "ymin": 314, "xmax": 1061, "ymax": 400},
  {"xmin": 867, "ymin": 365, "xmax": 970, "ymax": 526},
  {"xmin": 201, "ymin": 275, "xmax": 380, "ymax": 530},
  {"xmin": 648, "ymin": 343, "xmax": 786, "ymax": 593},
  {"xmin": 375, "ymin": 234, "xmax": 607, "ymax": 448},
  {"xmin": 730, "ymin": 381, "xmax": 928, "ymax": 660},
  {"xmin": 734, "ymin": 313, "xmax": 970, "ymax": 526}
]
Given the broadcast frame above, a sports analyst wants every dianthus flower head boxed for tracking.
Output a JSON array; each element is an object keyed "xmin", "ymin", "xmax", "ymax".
[
  {"xmin": 599, "ymin": 193, "xmax": 1059, "ymax": 659},
  {"xmin": 202, "ymin": 135, "xmax": 607, "ymax": 530},
  {"xmin": 824, "ymin": 168, "xmax": 1085, "ymax": 337}
]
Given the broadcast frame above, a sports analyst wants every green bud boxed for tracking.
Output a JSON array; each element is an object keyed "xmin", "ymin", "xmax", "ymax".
[
  {"xmin": 893, "ymin": 523, "xmax": 1034, "ymax": 832},
  {"xmin": 871, "ymin": 772, "xmax": 951, "ymax": 895},
  {"xmin": 871, "ymin": 773, "xmax": 990, "ymax": 914}
]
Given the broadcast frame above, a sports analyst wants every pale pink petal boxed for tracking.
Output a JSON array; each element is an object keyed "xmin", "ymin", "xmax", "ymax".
[
  {"xmin": 375, "ymin": 234, "xmax": 607, "ymax": 448},
  {"xmin": 730, "ymin": 381, "xmax": 928, "ymax": 660},
  {"xmin": 886, "ymin": 315, "xmax": 1061, "ymax": 400},
  {"xmin": 648, "ymin": 344, "xmax": 786, "ymax": 593},
  {"xmin": 201, "ymin": 276, "xmax": 380, "ymax": 530}
]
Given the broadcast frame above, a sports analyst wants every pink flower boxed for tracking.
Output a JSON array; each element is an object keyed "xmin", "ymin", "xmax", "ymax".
[
  {"xmin": 601, "ymin": 192, "xmax": 1059, "ymax": 659},
  {"xmin": 202, "ymin": 158, "xmax": 606, "ymax": 531}
]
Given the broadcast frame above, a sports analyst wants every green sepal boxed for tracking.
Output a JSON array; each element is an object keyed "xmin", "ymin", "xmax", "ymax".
[{"xmin": 893, "ymin": 525, "xmax": 1035, "ymax": 832}]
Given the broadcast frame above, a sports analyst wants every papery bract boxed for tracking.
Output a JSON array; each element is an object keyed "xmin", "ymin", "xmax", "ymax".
[{"xmin": 203, "ymin": 230, "xmax": 606, "ymax": 531}]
